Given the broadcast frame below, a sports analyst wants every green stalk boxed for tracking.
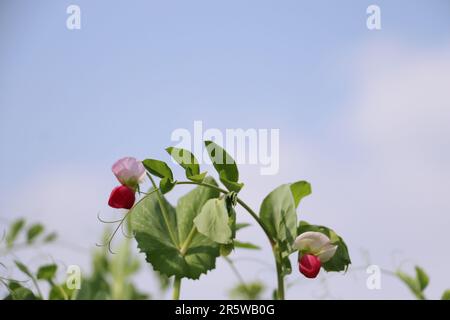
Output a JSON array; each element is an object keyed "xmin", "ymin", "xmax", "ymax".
[
  {"xmin": 31, "ymin": 277, "xmax": 44, "ymax": 300},
  {"xmin": 235, "ymin": 198, "xmax": 275, "ymax": 246},
  {"xmin": 49, "ymin": 280, "xmax": 69, "ymax": 300},
  {"xmin": 180, "ymin": 226, "xmax": 197, "ymax": 256},
  {"xmin": 273, "ymin": 248, "xmax": 285, "ymax": 300},
  {"xmin": 175, "ymin": 180, "xmax": 285, "ymax": 300},
  {"xmin": 147, "ymin": 173, "xmax": 180, "ymax": 248},
  {"xmin": 172, "ymin": 276, "xmax": 181, "ymax": 300}
]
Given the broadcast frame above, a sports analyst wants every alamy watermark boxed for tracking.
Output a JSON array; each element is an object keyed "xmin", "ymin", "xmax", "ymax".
[
  {"xmin": 66, "ymin": 265, "xmax": 81, "ymax": 290},
  {"xmin": 170, "ymin": 121, "xmax": 280, "ymax": 175},
  {"xmin": 366, "ymin": 264, "xmax": 382, "ymax": 290},
  {"xmin": 366, "ymin": 5, "xmax": 381, "ymax": 30},
  {"xmin": 66, "ymin": 5, "xmax": 81, "ymax": 30}
]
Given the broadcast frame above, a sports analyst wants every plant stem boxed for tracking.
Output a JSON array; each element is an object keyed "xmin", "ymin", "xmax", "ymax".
[
  {"xmin": 172, "ymin": 276, "xmax": 181, "ymax": 300},
  {"xmin": 273, "ymin": 248, "xmax": 285, "ymax": 300},
  {"xmin": 175, "ymin": 180, "xmax": 285, "ymax": 299},
  {"xmin": 234, "ymin": 195, "xmax": 283, "ymax": 298},
  {"xmin": 31, "ymin": 277, "xmax": 44, "ymax": 300},
  {"xmin": 235, "ymin": 198, "xmax": 275, "ymax": 246},
  {"xmin": 147, "ymin": 173, "xmax": 179, "ymax": 248},
  {"xmin": 176, "ymin": 180, "xmax": 228, "ymax": 193},
  {"xmin": 180, "ymin": 226, "xmax": 197, "ymax": 256}
]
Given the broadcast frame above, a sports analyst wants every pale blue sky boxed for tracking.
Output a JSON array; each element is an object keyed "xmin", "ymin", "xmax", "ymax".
[
  {"xmin": 1, "ymin": 0, "xmax": 449, "ymax": 175},
  {"xmin": 1, "ymin": 1, "xmax": 450, "ymax": 299}
]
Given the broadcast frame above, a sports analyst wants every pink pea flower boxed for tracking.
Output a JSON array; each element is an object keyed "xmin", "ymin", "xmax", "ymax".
[
  {"xmin": 293, "ymin": 231, "xmax": 338, "ymax": 279},
  {"xmin": 112, "ymin": 157, "xmax": 145, "ymax": 189}
]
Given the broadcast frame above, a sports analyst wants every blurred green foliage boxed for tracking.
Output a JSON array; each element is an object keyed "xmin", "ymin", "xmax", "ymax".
[
  {"xmin": 395, "ymin": 265, "xmax": 449, "ymax": 300},
  {"xmin": 76, "ymin": 230, "xmax": 148, "ymax": 300},
  {"xmin": 1, "ymin": 218, "xmax": 151, "ymax": 300},
  {"xmin": 229, "ymin": 281, "xmax": 265, "ymax": 300}
]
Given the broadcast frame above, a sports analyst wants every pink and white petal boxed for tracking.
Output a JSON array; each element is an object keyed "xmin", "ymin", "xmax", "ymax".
[
  {"xmin": 317, "ymin": 244, "xmax": 338, "ymax": 263},
  {"xmin": 294, "ymin": 231, "xmax": 331, "ymax": 252},
  {"xmin": 112, "ymin": 157, "xmax": 145, "ymax": 185}
]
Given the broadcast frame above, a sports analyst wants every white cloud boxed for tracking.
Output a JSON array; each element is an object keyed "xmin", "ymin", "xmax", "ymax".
[
  {"xmin": 229, "ymin": 41, "xmax": 450, "ymax": 299},
  {"xmin": 352, "ymin": 41, "xmax": 450, "ymax": 157},
  {"xmin": 312, "ymin": 41, "xmax": 450, "ymax": 298},
  {"xmin": 349, "ymin": 41, "xmax": 450, "ymax": 210}
]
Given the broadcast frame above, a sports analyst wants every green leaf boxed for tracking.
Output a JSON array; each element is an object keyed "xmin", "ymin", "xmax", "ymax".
[
  {"xmin": 220, "ymin": 243, "xmax": 234, "ymax": 257},
  {"xmin": 166, "ymin": 147, "xmax": 206, "ymax": 182},
  {"xmin": 37, "ymin": 264, "xmax": 57, "ymax": 281},
  {"xmin": 131, "ymin": 177, "xmax": 221, "ymax": 280},
  {"xmin": 14, "ymin": 260, "xmax": 33, "ymax": 278},
  {"xmin": 227, "ymin": 202, "xmax": 237, "ymax": 239},
  {"xmin": 219, "ymin": 170, "xmax": 244, "ymax": 193},
  {"xmin": 441, "ymin": 290, "xmax": 450, "ymax": 300},
  {"xmin": 395, "ymin": 266, "xmax": 429, "ymax": 300},
  {"xmin": 415, "ymin": 266, "xmax": 429, "ymax": 291},
  {"xmin": 74, "ymin": 271, "xmax": 110, "ymax": 300},
  {"xmin": 142, "ymin": 159, "xmax": 173, "ymax": 180},
  {"xmin": 280, "ymin": 253, "xmax": 292, "ymax": 276},
  {"xmin": 43, "ymin": 232, "xmax": 58, "ymax": 243},
  {"xmin": 143, "ymin": 159, "xmax": 175, "ymax": 194},
  {"xmin": 234, "ymin": 241, "xmax": 261, "ymax": 250},
  {"xmin": 396, "ymin": 270, "xmax": 425, "ymax": 300},
  {"xmin": 166, "ymin": 147, "xmax": 199, "ymax": 176},
  {"xmin": 8, "ymin": 281, "xmax": 22, "ymax": 290},
  {"xmin": 205, "ymin": 141, "xmax": 243, "ymax": 192},
  {"xmin": 13, "ymin": 260, "xmax": 43, "ymax": 296},
  {"xmin": 6, "ymin": 218, "xmax": 25, "ymax": 247},
  {"xmin": 176, "ymin": 177, "xmax": 220, "ymax": 242},
  {"xmin": 26, "ymin": 224, "xmax": 44, "ymax": 243},
  {"xmin": 160, "ymin": 177, "xmax": 176, "ymax": 194},
  {"xmin": 235, "ymin": 223, "xmax": 251, "ymax": 232},
  {"xmin": 259, "ymin": 184, "xmax": 297, "ymax": 251},
  {"xmin": 6, "ymin": 282, "xmax": 37, "ymax": 300},
  {"xmin": 259, "ymin": 183, "xmax": 307, "ymax": 276},
  {"xmin": 276, "ymin": 240, "xmax": 293, "ymax": 276},
  {"xmin": 219, "ymin": 202, "xmax": 237, "ymax": 256},
  {"xmin": 290, "ymin": 181, "xmax": 311, "ymax": 208},
  {"xmin": 187, "ymin": 172, "xmax": 208, "ymax": 183},
  {"xmin": 194, "ymin": 198, "xmax": 233, "ymax": 244},
  {"xmin": 297, "ymin": 221, "xmax": 351, "ymax": 272},
  {"xmin": 204, "ymin": 141, "xmax": 238, "ymax": 181}
]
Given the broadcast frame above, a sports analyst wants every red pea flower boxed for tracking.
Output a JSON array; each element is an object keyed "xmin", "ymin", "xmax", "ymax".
[
  {"xmin": 293, "ymin": 231, "xmax": 338, "ymax": 279},
  {"xmin": 108, "ymin": 185, "xmax": 136, "ymax": 209},
  {"xmin": 298, "ymin": 254, "xmax": 322, "ymax": 279}
]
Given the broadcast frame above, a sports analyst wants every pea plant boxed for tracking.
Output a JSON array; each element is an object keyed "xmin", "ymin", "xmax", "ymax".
[{"xmin": 106, "ymin": 141, "xmax": 351, "ymax": 299}]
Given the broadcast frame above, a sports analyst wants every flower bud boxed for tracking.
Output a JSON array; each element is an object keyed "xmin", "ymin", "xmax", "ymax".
[
  {"xmin": 112, "ymin": 157, "xmax": 145, "ymax": 189},
  {"xmin": 108, "ymin": 185, "xmax": 135, "ymax": 209},
  {"xmin": 299, "ymin": 254, "xmax": 321, "ymax": 278}
]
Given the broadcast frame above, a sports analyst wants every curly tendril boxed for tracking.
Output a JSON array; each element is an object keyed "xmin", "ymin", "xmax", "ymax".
[{"xmin": 96, "ymin": 188, "xmax": 159, "ymax": 254}]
